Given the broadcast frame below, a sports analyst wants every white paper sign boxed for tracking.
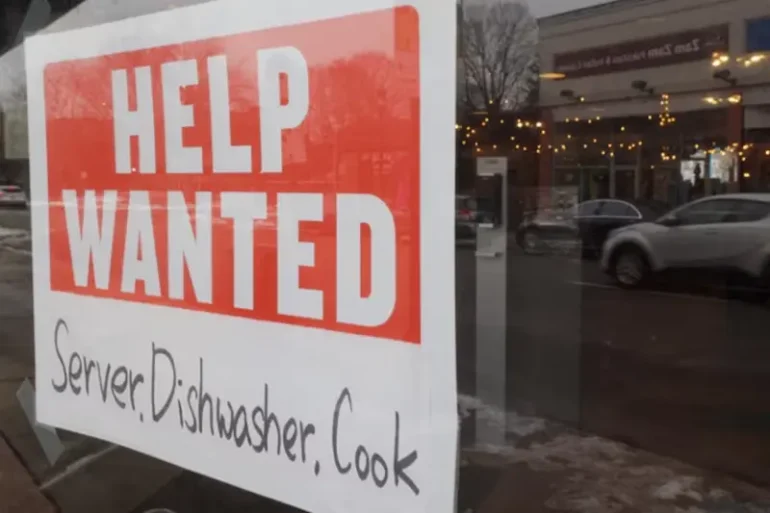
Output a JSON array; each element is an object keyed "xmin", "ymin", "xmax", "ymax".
[{"xmin": 25, "ymin": 1, "xmax": 457, "ymax": 511}]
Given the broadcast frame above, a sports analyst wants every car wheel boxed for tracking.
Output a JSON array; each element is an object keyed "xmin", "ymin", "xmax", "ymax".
[
  {"xmin": 521, "ymin": 230, "xmax": 542, "ymax": 255},
  {"xmin": 612, "ymin": 246, "xmax": 648, "ymax": 288}
]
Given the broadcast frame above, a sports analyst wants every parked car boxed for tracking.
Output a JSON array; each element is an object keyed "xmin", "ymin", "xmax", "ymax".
[
  {"xmin": 456, "ymin": 194, "xmax": 497, "ymax": 239},
  {"xmin": 601, "ymin": 193, "xmax": 770, "ymax": 300},
  {"xmin": 0, "ymin": 185, "xmax": 27, "ymax": 208},
  {"xmin": 516, "ymin": 198, "xmax": 664, "ymax": 257}
]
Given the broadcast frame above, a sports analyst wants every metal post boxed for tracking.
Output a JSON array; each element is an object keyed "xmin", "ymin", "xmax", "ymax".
[{"xmin": 474, "ymin": 157, "xmax": 508, "ymax": 447}]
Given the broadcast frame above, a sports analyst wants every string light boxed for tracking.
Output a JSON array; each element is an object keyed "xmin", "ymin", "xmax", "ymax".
[
  {"xmin": 659, "ymin": 93, "xmax": 674, "ymax": 126},
  {"xmin": 454, "ymin": 114, "xmax": 770, "ymax": 166}
]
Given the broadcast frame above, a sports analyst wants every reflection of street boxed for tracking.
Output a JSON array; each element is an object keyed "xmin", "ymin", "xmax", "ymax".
[
  {"xmin": 457, "ymin": 247, "xmax": 770, "ymax": 491},
  {"xmin": 1, "ymin": 205, "xmax": 769, "ymax": 511}
]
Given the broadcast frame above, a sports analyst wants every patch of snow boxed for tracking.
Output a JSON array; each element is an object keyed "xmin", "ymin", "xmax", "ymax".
[
  {"xmin": 458, "ymin": 394, "xmax": 547, "ymax": 438},
  {"xmin": 0, "ymin": 227, "xmax": 27, "ymax": 239},
  {"xmin": 654, "ymin": 477, "xmax": 703, "ymax": 502},
  {"xmin": 457, "ymin": 395, "xmax": 764, "ymax": 513}
]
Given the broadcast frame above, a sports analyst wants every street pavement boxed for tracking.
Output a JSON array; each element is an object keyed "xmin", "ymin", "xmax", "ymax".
[{"xmin": 0, "ymin": 209, "xmax": 769, "ymax": 512}]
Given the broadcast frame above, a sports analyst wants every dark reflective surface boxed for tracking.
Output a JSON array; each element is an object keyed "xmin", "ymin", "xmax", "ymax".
[{"xmin": 1, "ymin": 0, "xmax": 770, "ymax": 512}]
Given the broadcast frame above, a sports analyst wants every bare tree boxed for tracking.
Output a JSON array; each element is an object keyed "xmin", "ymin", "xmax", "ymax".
[{"xmin": 459, "ymin": 0, "xmax": 537, "ymax": 114}]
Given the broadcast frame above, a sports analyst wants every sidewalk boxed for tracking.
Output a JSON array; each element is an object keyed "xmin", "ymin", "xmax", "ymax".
[{"xmin": 459, "ymin": 395, "xmax": 770, "ymax": 513}]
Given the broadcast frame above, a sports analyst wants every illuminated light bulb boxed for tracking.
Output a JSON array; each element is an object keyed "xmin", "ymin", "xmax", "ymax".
[
  {"xmin": 536, "ymin": 122, "xmax": 543, "ymax": 128},
  {"xmin": 621, "ymin": 126, "xmax": 626, "ymax": 131},
  {"xmin": 511, "ymin": 136, "xmax": 516, "ymax": 141},
  {"xmin": 744, "ymin": 172, "xmax": 751, "ymax": 178},
  {"xmin": 567, "ymin": 134, "xmax": 572, "ymax": 139},
  {"xmin": 541, "ymin": 130, "xmax": 546, "ymax": 135},
  {"xmin": 493, "ymin": 144, "xmax": 497, "ymax": 149},
  {"xmin": 500, "ymin": 119, "xmax": 505, "ymax": 124}
]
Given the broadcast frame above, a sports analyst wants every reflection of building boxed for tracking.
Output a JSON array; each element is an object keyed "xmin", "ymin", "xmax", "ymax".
[{"xmin": 537, "ymin": 0, "xmax": 770, "ymax": 207}]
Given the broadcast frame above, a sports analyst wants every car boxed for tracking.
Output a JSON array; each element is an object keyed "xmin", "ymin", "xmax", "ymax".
[
  {"xmin": 601, "ymin": 193, "xmax": 770, "ymax": 299},
  {"xmin": 456, "ymin": 194, "xmax": 497, "ymax": 240},
  {"xmin": 0, "ymin": 185, "xmax": 27, "ymax": 208},
  {"xmin": 516, "ymin": 198, "xmax": 664, "ymax": 258}
]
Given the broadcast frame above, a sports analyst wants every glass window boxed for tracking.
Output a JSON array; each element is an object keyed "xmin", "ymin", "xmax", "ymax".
[
  {"xmin": 3, "ymin": 1, "xmax": 770, "ymax": 512},
  {"xmin": 599, "ymin": 200, "xmax": 640, "ymax": 218},
  {"xmin": 675, "ymin": 199, "xmax": 737, "ymax": 225},
  {"xmin": 733, "ymin": 199, "xmax": 770, "ymax": 222},
  {"xmin": 577, "ymin": 200, "xmax": 602, "ymax": 216}
]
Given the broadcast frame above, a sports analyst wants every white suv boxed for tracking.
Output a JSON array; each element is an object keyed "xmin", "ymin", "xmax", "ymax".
[{"xmin": 601, "ymin": 194, "xmax": 770, "ymax": 298}]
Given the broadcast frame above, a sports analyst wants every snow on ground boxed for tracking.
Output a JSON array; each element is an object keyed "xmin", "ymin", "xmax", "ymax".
[
  {"xmin": 459, "ymin": 394, "xmax": 770, "ymax": 513},
  {"xmin": 458, "ymin": 393, "xmax": 548, "ymax": 438}
]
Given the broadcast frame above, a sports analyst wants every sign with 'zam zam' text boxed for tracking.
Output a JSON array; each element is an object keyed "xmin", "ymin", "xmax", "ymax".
[{"xmin": 25, "ymin": 1, "xmax": 457, "ymax": 512}]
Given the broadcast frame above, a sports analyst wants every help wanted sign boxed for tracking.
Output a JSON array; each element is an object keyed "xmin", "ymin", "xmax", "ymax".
[{"xmin": 25, "ymin": 0, "xmax": 457, "ymax": 511}]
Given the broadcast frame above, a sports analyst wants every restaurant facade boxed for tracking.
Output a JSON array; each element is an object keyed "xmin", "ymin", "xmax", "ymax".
[{"xmin": 538, "ymin": 0, "xmax": 770, "ymax": 209}]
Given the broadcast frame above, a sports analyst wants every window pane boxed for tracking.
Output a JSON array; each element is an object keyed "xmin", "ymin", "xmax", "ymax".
[{"xmin": 600, "ymin": 200, "xmax": 638, "ymax": 217}]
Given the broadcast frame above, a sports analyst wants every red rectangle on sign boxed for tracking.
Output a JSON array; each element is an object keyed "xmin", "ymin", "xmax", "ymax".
[{"xmin": 43, "ymin": 8, "xmax": 421, "ymax": 343}]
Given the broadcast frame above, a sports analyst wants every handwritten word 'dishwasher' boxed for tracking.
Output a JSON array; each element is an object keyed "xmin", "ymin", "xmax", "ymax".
[{"xmin": 60, "ymin": 46, "xmax": 398, "ymax": 329}]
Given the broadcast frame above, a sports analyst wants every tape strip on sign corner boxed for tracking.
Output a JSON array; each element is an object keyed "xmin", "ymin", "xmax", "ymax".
[{"xmin": 26, "ymin": 0, "xmax": 458, "ymax": 512}]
